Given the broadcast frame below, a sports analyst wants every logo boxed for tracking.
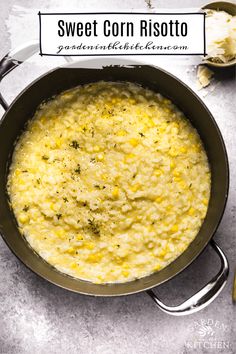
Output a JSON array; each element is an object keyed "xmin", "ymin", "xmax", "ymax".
[{"xmin": 185, "ymin": 318, "xmax": 231, "ymax": 351}]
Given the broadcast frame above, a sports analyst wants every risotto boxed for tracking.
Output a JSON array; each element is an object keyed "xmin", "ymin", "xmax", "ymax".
[{"xmin": 7, "ymin": 81, "xmax": 211, "ymax": 284}]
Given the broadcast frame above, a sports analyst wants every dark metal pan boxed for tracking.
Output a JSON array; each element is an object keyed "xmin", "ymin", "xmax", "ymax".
[{"xmin": 0, "ymin": 43, "xmax": 229, "ymax": 315}]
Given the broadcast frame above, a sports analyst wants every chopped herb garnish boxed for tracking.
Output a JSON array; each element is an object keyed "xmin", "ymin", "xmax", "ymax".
[
  {"xmin": 42, "ymin": 155, "xmax": 49, "ymax": 160},
  {"xmin": 82, "ymin": 127, "xmax": 87, "ymax": 132},
  {"xmin": 139, "ymin": 132, "xmax": 145, "ymax": 137},
  {"xmin": 88, "ymin": 219, "xmax": 100, "ymax": 236},
  {"xmin": 56, "ymin": 213, "xmax": 62, "ymax": 220},
  {"xmin": 36, "ymin": 178, "xmax": 41, "ymax": 184},
  {"xmin": 94, "ymin": 184, "xmax": 101, "ymax": 189},
  {"xmin": 63, "ymin": 197, "xmax": 68, "ymax": 202},
  {"xmin": 74, "ymin": 164, "xmax": 81, "ymax": 174},
  {"xmin": 70, "ymin": 140, "xmax": 80, "ymax": 149},
  {"xmin": 90, "ymin": 158, "xmax": 96, "ymax": 163},
  {"xmin": 23, "ymin": 205, "xmax": 29, "ymax": 212},
  {"xmin": 22, "ymin": 170, "xmax": 28, "ymax": 173}
]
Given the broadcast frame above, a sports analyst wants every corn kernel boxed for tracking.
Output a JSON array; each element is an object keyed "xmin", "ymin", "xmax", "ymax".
[
  {"xmin": 18, "ymin": 213, "xmax": 28, "ymax": 224},
  {"xmin": 202, "ymin": 198, "xmax": 208, "ymax": 206},
  {"xmin": 122, "ymin": 270, "xmax": 130, "ymax": 277},
  {"xmin": 129, "ymin": 138, "xmax": 138, "ymax": 147},
  {"xmin": 66, "ymin": 247, "xmax": 75, "ymax": 254},
  {"xmin": 130, "ymin": 183, "xmax": 140, "ymax": 192},
  {"xmin": 101, "ymin": 173, "xmax": 108, "ymax": 181},
  {"xmin": 87, "ymin": 253, "xmax": 102, "ymax": 263},
  {"xmin": 126, "ymin": 153, "xmax": 135, "ymax": 159},
  {"xmin": 112, "ymin": 187, "xmax": 119, "ymax": 198},
  {"xmin": 97, "ymin": 153, "xmax": 104, "ymax": 161},
  {"xmin": 148, "ymin": 119, "xmax": 155, "ymax": 128},
  {"xmin": 77, "ymin": 234, "xmax": 84, "ymax": 241},
  {"xmin": 55, "ymin": 138, "xmax": 62, "ymax": 148},
  {"xmin": 173, "ymin": 169, "xmax": 180, "ymax": 177},
  {"xmin": 71, "ymin": 262, "xmax": 79, "ymax": 270},
  {"xmin": 170, "ymin": 161, "xmax": 175, "ymax": 169},
  {"xmin": 159, "ymin": 248, "xmax": 166, "ymax": 257},
  {"xmin": 15, "ymin": 169, "xmax": 21, "ymax": 176},
  {"xmin": 173, "ymin": 176, "xmax": 181, "ymax": 183},
  {"xmin": 188, "ymin": 207, "xmax": 195, "ymax": 216},
  {"xmin": 93, "ymin": 145, "xmax": 100, "ymax": 152},
  {"xmin": 170, "ymin": 224, "xmax": 179, "ymax": 233},
  {"xmin": 56, "ymin": 229, "xmax": 65, "ymax": 238},
  {"xmin": 155, "ymin": 169, "xmax": 163, "ymax": 177},
  {"xmin": 85, "ymin": 242, "xmax": 95, "ymax": 250},
  {"xmin": 179, "ymin": 147, "xmax": 187, "ymax": 154},
  {"xmin": 153, "ymin": 264, "xmax": 161, "ymax": 271},
  {"xmin": 155, "ymin": 196, "xmax": 163, "ymax": 203},
  {"xmin": 178, "ymin": 181, "xmax": 186, "ymax": 189},
  {"xmin": 50, "ymin": 203, "xmax": 55, "ymax": 211},
  {"xmin": 117, "ymin": 130, "xmax": 126, "ymax": 136},
  {"xmin": 169, "ymin": 148, "xmax": 178, "ymax": 157},
  {"xmin": 122, "ymin": 263, "xmax": 130, "ymax": 269}
]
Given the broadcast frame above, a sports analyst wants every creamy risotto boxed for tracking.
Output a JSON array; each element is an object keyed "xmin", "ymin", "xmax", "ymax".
[{"xmin": 7, "ymin": 81, "xmax": 211, "ymax": 284}]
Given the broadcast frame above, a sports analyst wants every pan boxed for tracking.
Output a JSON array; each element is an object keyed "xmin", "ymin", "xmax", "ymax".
[{"xmin": 0, "ymin": 42, "xmax": 229, "ymax": 315}]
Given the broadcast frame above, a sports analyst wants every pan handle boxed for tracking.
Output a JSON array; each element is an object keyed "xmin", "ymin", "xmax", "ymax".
[
  {"xmin": 146, "ymin": 240, "xmax": 229, "ymax": 316},
  {"xmin": 0, "ymin": 41, "xmax": 39, "ymax": 110}
]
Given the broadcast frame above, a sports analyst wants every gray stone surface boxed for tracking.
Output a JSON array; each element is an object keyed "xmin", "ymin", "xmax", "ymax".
[{"xmin": 0, "ymin": 1, "xmax": 235, "ymax": 353}]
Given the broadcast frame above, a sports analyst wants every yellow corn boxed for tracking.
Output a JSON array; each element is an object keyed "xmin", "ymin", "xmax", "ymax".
[
  {"xmin": 71, "ymin": 262, "xmax": 79, "ymax": 270},
  {"xmin": 15, "ymin": 169, "xmax": 21, "ymax": 176},
  {"xmin": 55, "ymin": 138, "xmax": 62, "ymax": 148},
  {"xmin": 129, "ymin": 138, "xmax": 138, "ymax": 147},
  {"xmin": 85, "ymin": 242, "xmax": 95, "ymax": 250},
  {"xmin": 170, "ymin": 224, "xmax": 179, "ymax": 233},
  {"xmin": 130, "ymin": 183, "xmax": 140, "ymax": 192},
  {"xmin": 18, "ymin": 213, "xmax": 28, "ymax": 224},
  {"xmin": 179, "ymin": 147, "xmax": 187, "ymax": 154},
  {"xmin": 155, "ymin": 196, "xmax": 163, "ymax": 203},
  {"xmin": 178, "ymin": 181, "xmax": 187, "ymax": 189},
  {"xmin": 122, "ymin": 270, "xmax": 130, "ymax": 277},
  {"xmin": 188, "ymin": 207, "xmax": 195, "ymax": 216},
  {"xmin": 97, "ymin": 153, "xmax": 104, "ymax": 161},
  {"xmin": 117, "ymin": 130, "xmax": 126, "ymax": 136},
  {"xmin": 66, "ymin": 247, "xmax": 75, "ymax": 254},
  {"xmin": 155, "ymin": 169, "xmax": 162, "ymax": 177},
  {"xmin": 153, "ymin": 264, "xmax": 161, "ymax": 271},
  {"xmin": 125, "ymin": 153, "xmax": 135, "ymax": 160},
  {"xmin": 173, "ymin": 169, "xmax": 180, "ymax": 177},
  {"xmin": 93, "ymin": 145, "xmax": 100, "ymax": 152},
  {"xmin": 112, "ymin": 187, "xmax": 119, "ymax": 198},
  {"xmin": 76, "ymin": 234, "xmax": 83, "ymax": 241},
  {"xmin": 159, "ymin": 248, "xmax": 167, "ymax": 257},
  {"xmin": 87, "ymin": 253, "xmax": 102, "ymax": 263},
  {"xmin": 169, "ymin": 148, "xmax": 178, "ymax": 157}
]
